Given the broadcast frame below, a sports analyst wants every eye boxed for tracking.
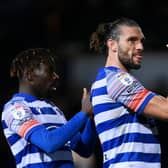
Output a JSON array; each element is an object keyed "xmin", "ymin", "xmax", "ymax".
[
  {"xmin": 127, "ymin": 37, "xmax": 145, "ymax": 44},
  {"xmin": 127, "ymin": 37, "xmax": 138, "ymax": 42}
]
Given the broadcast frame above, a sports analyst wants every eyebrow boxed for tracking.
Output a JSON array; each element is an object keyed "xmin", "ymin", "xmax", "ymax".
[{"xmin": 127, "ymin": 36, "xmax": 145, "ymax": 42}]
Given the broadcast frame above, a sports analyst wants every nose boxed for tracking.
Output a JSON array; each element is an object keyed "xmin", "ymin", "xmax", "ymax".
[{"xmin": 136, "ymin": 41, "xmax": 144, "ymax": 51}]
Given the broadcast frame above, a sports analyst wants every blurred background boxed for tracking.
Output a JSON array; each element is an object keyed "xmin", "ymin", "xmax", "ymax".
[{"xmin": 1, "ymin": 0, "xmax": 168, "ymax": 167}]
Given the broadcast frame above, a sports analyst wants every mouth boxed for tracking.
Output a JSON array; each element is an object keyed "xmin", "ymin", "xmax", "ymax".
[
  {"xmin": 134, "ymin": 51, "xmax": 143, "ymax": 57},
  {"xmin": 50, "ymin": 81, "xmax": 59, "ymax": 91},
  {"xmin": 133, "ymin": 54, "xmax": 143, "ymax": 63},
  {"xmin": 136, "ymin": 55, "xmax": 143, "ymax": 59}
]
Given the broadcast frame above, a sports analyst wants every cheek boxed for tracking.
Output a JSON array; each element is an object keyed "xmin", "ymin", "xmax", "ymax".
[
  {"xmin": 119, "ymin": 43, "xmax": 130, "ymax": 53},
  {"xmin": 128, "ymin": 50, "xmax": 133, "ymax": 56},
  {"xmin": 125, "ymin": 44, "xmax": 134, "ymax": 56}
]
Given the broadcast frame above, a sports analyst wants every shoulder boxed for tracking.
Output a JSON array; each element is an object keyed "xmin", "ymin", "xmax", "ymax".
[
  {"xmin": 3, "ymin": 96, "xmax": 30, "ymax": 118},
  {"xmin": 114, "ymin": 71, "xmax": 134, "ymax": 86}
]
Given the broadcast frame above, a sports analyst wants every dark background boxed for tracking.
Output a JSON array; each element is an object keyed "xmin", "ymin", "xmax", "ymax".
[{"xmin": 1, "ymin": 0, "xmax": 168, "ymax": 167}]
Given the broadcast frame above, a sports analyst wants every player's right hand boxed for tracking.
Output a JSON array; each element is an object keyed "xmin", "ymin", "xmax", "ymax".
[{"xmin": 81, "ymin": 88, "xmax": 93, "ymax": 116}]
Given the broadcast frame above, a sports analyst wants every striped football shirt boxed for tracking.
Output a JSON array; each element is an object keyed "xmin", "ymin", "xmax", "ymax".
[{"xmin": 91, "ymin": 66, "xmax": 160, "ymax": 168}]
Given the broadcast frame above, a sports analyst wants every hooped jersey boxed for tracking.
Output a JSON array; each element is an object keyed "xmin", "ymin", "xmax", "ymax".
[
  {"xmin": 1, "ymin": 93, "xmax": 73, "ymax": 168},
  {"xmin": 91, "ymin": 66, "xmax": 160, "ymax": 168}
]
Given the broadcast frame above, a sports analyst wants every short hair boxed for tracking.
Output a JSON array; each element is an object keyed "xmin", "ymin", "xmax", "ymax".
[
  {"xmin": 89, "ymin": 17, "xmax": 140, "ymax": 54},
  {"xmin": 10, "ymin": 48, "xmax": 57, "ymax": 79}
]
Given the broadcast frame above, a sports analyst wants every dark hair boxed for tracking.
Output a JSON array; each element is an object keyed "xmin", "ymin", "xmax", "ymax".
[
  {"xmin": 10, "ymin": 48, "xmax": 57, "ymax": 79},
  {"xmin": 89, "ymin": 17, "xmax": 140, "ymax": 54}
]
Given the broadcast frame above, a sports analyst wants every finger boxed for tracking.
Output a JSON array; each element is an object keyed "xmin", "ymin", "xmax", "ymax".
[{"xmin": 82, "ymin": 88, "xmax": 87, "ymax": 99}]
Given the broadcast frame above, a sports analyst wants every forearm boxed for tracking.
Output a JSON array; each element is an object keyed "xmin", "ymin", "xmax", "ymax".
[
  {"xmin": 144, "ymin": 95, "xmax": 168, "ymax": 120},
  {"xmin": 28, "ymin": 111, "xmax": 88, "ymax": 153}
]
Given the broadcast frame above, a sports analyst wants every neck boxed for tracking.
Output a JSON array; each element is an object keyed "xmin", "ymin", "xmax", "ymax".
[
  {"xmin": 19, "ymin": 83, "xmax": 34, "ymax": 96},
  {"xmin": 105, "ymin": 55, "xmax": 128, "ymax": 72}
]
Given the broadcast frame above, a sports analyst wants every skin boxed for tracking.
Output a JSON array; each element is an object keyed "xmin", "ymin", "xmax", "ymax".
[
  {"xmin": 105, "ymin": 25, "xmax": 168, "ymax": 121},
  {"xmin": 18, "ymin": 61, "xmax": 92, "ymax": 115},
  {"xmin": 117, "ymin": 26, "xmax": 144, "ymax": 70},
  {"xmin": 19, "ymin": 62, "xmax": 59, "ymax": 98}
]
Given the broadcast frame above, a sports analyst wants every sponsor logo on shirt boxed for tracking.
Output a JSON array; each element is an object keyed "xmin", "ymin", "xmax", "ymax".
[
  {"xmin": 11, "ymin": 105, "xmax": 27, "ymax": 120},
  {"xmin": 117, "ymin": 72, "xmax": 133, "ymax": 86}
]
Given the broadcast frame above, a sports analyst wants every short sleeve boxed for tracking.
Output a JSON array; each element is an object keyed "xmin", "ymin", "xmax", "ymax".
[
  {"xmin": 3, "ymin": 101, "xmax": 40, "ymax": 138},
  {"xmin": 106, "ymin": 71, "xmax": 156, "ymax": 114}
]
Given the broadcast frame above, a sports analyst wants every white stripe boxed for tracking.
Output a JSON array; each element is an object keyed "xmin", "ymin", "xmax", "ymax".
[
  {"xmin": 92, "ymin": 78, "xmax": 106, "ymax": 89},
  {"xmin": 108, "ymin": 161, "xmax": 160, "ymax": 168},
  {"xmin": 11, "ymin": 139, "xmax": 27, "ymax": 155},
  {"xmin": 4, "ymin": 99, "xmax": 61, "ymax": 114},
  {"xmin": 28, "ymin": 100, "xmax": 52, "ymax": 108},
  {"xmin": 28, "ymin": 101, "xmax": 63, "ymax": 113},
  {"xmin": 104, "ymin": 142, "xmax": 160, "ymax": 163},
  {"xmin": 17, "ymin": 150, "xmax": 73, "ymax": 168},
  {"xmin": 99, "ymin": 123, "xmax": 157, "ymax": 143},
  {"xmin": 92, "ymin": 95, "xmax": 115, "ymax": 106},
  {"xmin": 94, "ymin": 107, "xmax": 128, "ymax": 125},
  {"xmin": 2, "ymin": 124, "xmax": 25, "ymax": 155},
  {"xmin": 35, "ymin": 114, "xmax": 66, "ymax": 124},
  {"xmin": 3, "ymin": 128, "xmax": 11, "ymax": 138}
]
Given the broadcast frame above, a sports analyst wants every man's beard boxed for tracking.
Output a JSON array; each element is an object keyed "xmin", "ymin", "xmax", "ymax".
[
  {"xmin": 118, "ymin": 49, "xmax": 141, "ymax": 71},
  {"xmin": 119, "ymin": 56, "xmax": 141, "ymax": 71}
]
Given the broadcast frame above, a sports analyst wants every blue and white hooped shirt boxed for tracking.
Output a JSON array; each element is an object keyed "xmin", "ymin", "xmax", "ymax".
[
  {"xmin": 1, "ymin": 93, "xmax": 73, "ymax": 168},
  {"xmin": 91, "ymin": 66, "xmax": 160, "ymax": 168}
]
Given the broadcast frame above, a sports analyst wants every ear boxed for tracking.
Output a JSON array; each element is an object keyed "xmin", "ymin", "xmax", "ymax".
[{"xmin": 107, "ymin": 39, "xmax": 117, "ymax": 52}]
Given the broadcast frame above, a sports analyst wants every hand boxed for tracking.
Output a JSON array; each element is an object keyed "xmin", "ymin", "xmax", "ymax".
[{"xmin": 81, "ymin": 88, "xmax": 93, "ymax": 116}]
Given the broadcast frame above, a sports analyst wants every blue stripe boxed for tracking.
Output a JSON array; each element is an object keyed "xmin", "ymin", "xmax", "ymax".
[
  {"xmin": 93, "ymin": 102, "xmax": 122, "ymax": 115},
  {"xmin": 1, "ymin": 120, "xmax": 7, "ymax": 129},
  {"xmin": 96, "ymin": 113, "xmax": 132, "ymax": 134},
  {"xmin": 105, "ymin": 66, "xmax": 120, "ymax": 72},
  {"xmin": 12, "ymin": 93, "xmax": 37, "ymax": 102},
  {"xmin": 41, "ymin": 107, "xmax": 56, "ymax": 114},
  {"xmin": 30, "ymin": 107, "xmax": 40, "ymax": 114},
  {"xmin": 30, "ymin": 107, "xmax": 58, "ymax": 115},
  {"xmin": 103, "ymin": 133, "xmax": 160, "ymax": 151},
  {"xmin": 104, "ymin": 152, "xmax": 160, "ymax": 167},
  {"xmin": 15, "ymin": 144, "xmax": 41, "ymax": 164},
  {"xmin": 92, "ymin": 86, "xmax": 107, "ymax": 96},
  {"xmin": 8, "ymin": 134, "xmax": 21, "ymax": 145},
  {"xmin": 15, "ymin": 143, "xmax": 71, "ymax": 165},
  {"xmin": 95, "ymin": 69, "xmax": 106, "ymax": 80}
]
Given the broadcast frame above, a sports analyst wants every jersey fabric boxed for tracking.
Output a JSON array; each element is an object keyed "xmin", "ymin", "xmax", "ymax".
[
  {"xmin": 91, "ymin": 66, "xmax": 160, "ymax": 168},
  {"xmin": 1, "ymin": 93, "xmax": 94, "ymax": 168}
]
